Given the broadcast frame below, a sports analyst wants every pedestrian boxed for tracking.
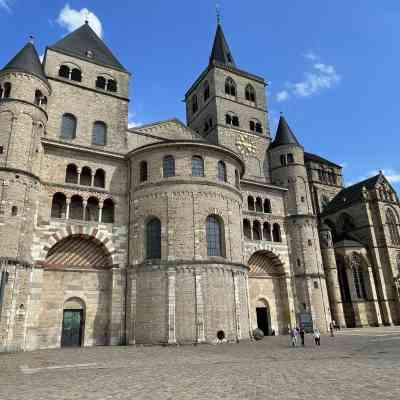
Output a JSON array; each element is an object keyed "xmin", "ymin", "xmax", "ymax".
[
  {"xmin": 329, "ymin": 322, "xmax": 334, "ymax": 337},
  {"xmin": 299, "ymin": 327, "xmax": 305, "ymax": 346},
  {"xmin": 291, "ymin": 327, "xmax": 298, "ymax": 347},
  {"xmin": 313, "ymin": 328, "xmax": 321, "ymax": 346}
]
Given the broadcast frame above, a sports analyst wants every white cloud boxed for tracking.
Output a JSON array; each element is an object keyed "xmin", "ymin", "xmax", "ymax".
[
  {"xmin": 0, "ymin": 0, "xmax": 11, "ymax": 12},
  {"xmin": 128, "ymin": 112, "xmax": 143, "ymax": 129},
  {"xmin": 340, "ymin": 162, "xmax": 348, "ymax": 168},
  {"xmin": 303, "ymin": 52, "xmax": 319, "ymax": 61},
  {"xmin": 276, "ymin": 90, "xmax": 290, "ymax": 102},
  {"xmin": 57, "ymin": 4, "xmax": 103, "ymax": 38},
  {"xmin": 371, "ymin": 169, "xmax": 400, "ymax": 183}
]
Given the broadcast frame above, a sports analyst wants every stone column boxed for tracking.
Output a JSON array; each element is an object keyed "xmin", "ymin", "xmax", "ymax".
[
  {"xmin": 285, "ymin": 275, "xmax": 297, "ymax": 331},
  {"xmin": 90, "ymin": 171, "xmax": 95, "ymax": 187},
  {"xmin": 367, "ymin": 265, "xmax": 383, "ymax": 326},
  {"xmin": 65, "ymin": 198, "xmax": 70, "ymax": 220},
  {"xmin": 194, "ymin": 269, "xmax": 205, "ymax": 343},
  {"xmin": 232, "ymin": 271, "xmax": 241, "ymax": 341},
  {"xmin": 77, "ymin": 168, "xmax": 82, "ymax": 185},
  {"xmin": 126, "ymin": 269, "xmax": 136, "ymax": 345},
  {"xmin": 245, "ymin": 274, "xmax": 253, "ymax": 339},
  {"xmin": 108, "ymin": 268, "xmax": 124, "ymax": 345},
  {"xmin": 167, "ymin": 269, "xmax": 176, "ymax": 344},
  {"xmin": 98, "ymin": 203, "xmax": 103, "ymax": 223},
  {"xmin": 82, "ymin": 199, "xmax": 87, "ymax": 221}
]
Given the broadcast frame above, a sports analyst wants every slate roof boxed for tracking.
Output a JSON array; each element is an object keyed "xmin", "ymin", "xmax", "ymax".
[
  {"xmin": 209, "ymin": 24, "xmax": 236, "ymax": 67},
  {"xmin": 49, "ymin": 22, "xmax": 127, "ymax": 72},
  {"xmin": 269, "ymin": 115, "xmax": 301, "ymax": 149},
  {"xmin": 2, "ymin": 42, "xmax": 48, "ymax": 85},
  {"xmin": 304, "ymin": 152, "xmax": 341, "ymax": 168},
  {"xmin": 322, "ymin": 174, "xmax": 381, "ymax": 215}
]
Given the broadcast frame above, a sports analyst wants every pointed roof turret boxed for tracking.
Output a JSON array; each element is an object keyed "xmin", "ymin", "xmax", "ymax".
[
  {"xmin": 49, "ymin": 23, "xmax": 127, "ymax": 72},
  {"xmin": 209, "ymin": 23, "xmax": 236, "ymax": 68},
  {"xmin": 2, "ymin": 41, "xmax": 48, "ymax": 85},
  {"xmin": 269, "ymin": 115, "xmax": 301, "ymax": 149}
]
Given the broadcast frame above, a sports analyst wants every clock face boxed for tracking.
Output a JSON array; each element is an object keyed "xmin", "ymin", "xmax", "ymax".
[{"xmin": 236, "ymin": 134, "xmax": 257, "ymax": 156}]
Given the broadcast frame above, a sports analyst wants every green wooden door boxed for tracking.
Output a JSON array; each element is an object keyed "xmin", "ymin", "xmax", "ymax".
[{"xmin": 61, "ymin": 310, "xmax": 83, "ymax": 347}]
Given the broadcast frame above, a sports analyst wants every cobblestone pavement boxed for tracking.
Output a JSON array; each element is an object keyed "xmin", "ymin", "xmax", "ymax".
[{"xmin": 1, "ymin": 327, "xmax": 400, "ymax": 400}]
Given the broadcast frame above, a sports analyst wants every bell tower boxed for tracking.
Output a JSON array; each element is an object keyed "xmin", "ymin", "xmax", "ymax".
[{"xmin": 185, "ymin": 22, "xmax": 271, "ymax": 181}]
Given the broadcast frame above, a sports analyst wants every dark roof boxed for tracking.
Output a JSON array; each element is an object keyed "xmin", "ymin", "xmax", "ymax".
[
  {"xmin": 304, "ymin": 152, "xmax": 341, "ymax": 168},
  {"xmin": 322, "ymin": 174, "xmax": 381, "ymax": 215},
  {"xmin": 334, "ymin": 238, "xmax": 364, "ymax": 249},
  {"xmin": 49, "ymin": 23, "xmax": 127, "ymax": 72},
  {"xmin": 2, "ymin": 42, "xmax": 48, "ymax": 85},
  {"xmin": 209, "ymin": 24, "xmax": 236, "ymax": 67},
  {"xmin": 269, "ymin": 115, "xmax": 301, "ymax": 149}
]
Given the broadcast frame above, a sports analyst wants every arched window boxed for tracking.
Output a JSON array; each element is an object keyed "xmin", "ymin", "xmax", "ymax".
[
  {"xmin": 235, "ymin": 169, "xmax": 240, "ymax": 188},
  {"xmin": 92, "ymin": 121, "xmax": 107, "ymax": 146},
  {"xmin": 65, "ymin": 164, "xmax": 78, "ymax": 184},
  {"xmin": 248, "ymin": 196, "xmax": 255, "ymax": 211},
  {"xmin": 3, "ymin": 82, "xmax": 11, "ymax": 98},
  {"xmin": 206, "ymin": 215, "xmax": 225, "ymax": 257},
  {"xmin": 225, "ymin": 112, "xmax": 239, "ymax": 127},
  {"xmin": 96, "ymin": 76, "xmax": 106, "ymax": 89},
  {"xmin": 253, "ymin": 220, "xmax": 262, "ymax": 240},
  {"xmin": 225, "ymin": 77, "xmax": 236, "ymax": 96},
  {"xmin": 94, "ymin": 169, "xmax": 105, "ymax": 188},
  {"xmin": 203, "ymin": 81, "xmax": 210, "ymax": 102},
  {"xmin": 263, "ymin": 199, "xmax": 271, "ymax": 213},
  {"xmin": 243, "ymin": 219, "xmax": 252, "ymax": 240},
  {"xmin": 192, "ymin": 156, "xmax": 204, "ymax": 177},
  {"xmin": 163, "ymin": 155, "xmax": 175, "ymax": 178},
  {"xmin": 61, "ymin": 113, "xmax": 77, "ymax": 139},
  {"xmin": 51, "ymin": 192, "xmax": 67, "ymax": 219},
  {"xmin": 217, "ymin": 160, "xmax": 227, "ymax": 182},
  {"xmin": 263, "ymin": 222, "xmax": 272, "ymax": 241},
  {"xmin": 146, "ymin": 217, "xmax": 161, "ymax": 259},
  {"xmin": 71, "ymin": 68, "xmax": 82, "ymax": 82},
  {"xmin": 192, "ymin": 94, "xmax": 198, "ymax": 114},
  {"xmin": 80, "ymin": 166, "xmax": 92, "ymax": 186},
  {"xmin": 69, "ymin": 195, "xmax": 84, "ymax": 220},
  {"xmin": 351, "ymin": 255, "xmax": 367, "ymax": 299},
  {"xmin": 102, "ymin": 198, "xmax": 115, "ymax": 223},
  {"xmin": 34, "ymin": 90, "xmax": 43, "ymax": 105},
  {"xmin": 255, "ymin": 197, "xmax": 263, "ymax": 212},
  {"xmin": 107, "ymin": 79, "xmax": 118, "ymax": 92},
  {"xmin": 386, "ymin": 209, "xmax": 400, "ymax": 245},
  {"xmin": 59, "ymin": 65, "xmax": 70, "ymax": 78},
  {"xmin": 256, "ymin": 122, "xmax": 263, "ymax": 133},
  {"xmin": 140, "ymin": 161, "xmax": 148, "ymax": 183},
  {"xmin": 280, "ymin": 154, "xmax": 287, "ymax": 166},
  {"xmin": 85, "ymin": 197, "xmax": 99, "ymax": 221},
  {"xmin": 272, "ymin": 223, "xmax": 282, "ymax": 242},
  {"xmin": 249, "ymin": 119, "xmax": 262, "ymax": 133},
  {"xmin": 287, "ymin": 153, "xmax": 294, "ymax": 164},
  {"xmin": 11, "ymin": 206, "xmax": 18, "ymax": 216},
  {"xmin": 245, "ymin": 84, "xmax": 256, "ymax": 102}
]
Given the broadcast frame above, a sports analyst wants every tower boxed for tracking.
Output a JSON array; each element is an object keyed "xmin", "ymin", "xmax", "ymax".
[
  {"xmin": 0, "ymin": 40, "xmax": 50, "ymax": 351},
  {"xmin": 269, "ymin": 115, "xmax": 332, "ymax": 331},
  {"xmin": 185, "ymin": 22, "xmax": 271, "ymax": 181}
]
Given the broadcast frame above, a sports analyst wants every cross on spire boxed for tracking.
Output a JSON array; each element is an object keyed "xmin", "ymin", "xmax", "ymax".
[
  {"xmin": 216, "ymin": 2, "xmax": 221, "ymax": 25},
  {"xmin": 84, "ymin": 9, "xmax": 90, "ymax": 24}
]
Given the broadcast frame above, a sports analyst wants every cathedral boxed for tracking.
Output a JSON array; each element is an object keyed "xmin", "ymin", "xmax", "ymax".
[{"xmin": 0, "ymin": 21, "xmax": 399, "ymax": 352}]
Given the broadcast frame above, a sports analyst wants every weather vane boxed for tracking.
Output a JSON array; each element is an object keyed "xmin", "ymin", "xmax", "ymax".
[{"xmin": 216, "ymin": 2, "xmax": 221, "ymax": 24}]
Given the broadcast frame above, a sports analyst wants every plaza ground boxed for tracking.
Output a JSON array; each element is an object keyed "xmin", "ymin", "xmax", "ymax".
[{"xmin": 1, "ymin": 326, "xmax": 400, "ymax": 400}]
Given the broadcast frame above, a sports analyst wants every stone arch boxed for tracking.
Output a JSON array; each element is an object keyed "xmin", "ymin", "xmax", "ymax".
[{"xmin": 39, "ymin": 227, "xmax": 116, "ymax": 265}]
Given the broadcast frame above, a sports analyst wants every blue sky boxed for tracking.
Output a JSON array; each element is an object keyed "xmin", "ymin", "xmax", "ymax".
[{"xmin": 1, "ymin": 1, "xmax": 399, "ymax": 189}]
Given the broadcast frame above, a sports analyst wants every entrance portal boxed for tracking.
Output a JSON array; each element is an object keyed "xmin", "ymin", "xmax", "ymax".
[
  {"xmin": 256, "ymin": 307, "xmax": 269, "ymax": 335},
  {"xmin": 61, "ymin": 310, "xmax": 83, "ymax": 347}
]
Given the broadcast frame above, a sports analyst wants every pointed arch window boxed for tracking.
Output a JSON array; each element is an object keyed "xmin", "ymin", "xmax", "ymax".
[
  {"xmin": 263, "ymin": 222, "xmax": 272, "ymax": 241},
  {"xmin": 163, "ymin": 155, "xmax": 175, "ymax": 178},
  {"xmin": 217, "ymin": 160, "xmax": 227, "ymax": 182},
  {"xmin": 192, "ymin": 156, "xmax": 204, "ymax": 177},
  {"xmin": 92, "ymin": 121, "xmax": 107, "ymax": 146},
  {"xmin": 225, "ymin": 77, "xmax": 236, "ymax": 97},
  {"xmin": 60, "ymin": 113, "xmax": 77, "ymax": 139},
  {"xmin": 140, "ymin": 161, "xmax": 148, "ymax": 183},
  {"xmin": 146, "ymin": 217, "xmax": 161, "ymax": 259},
  {"xmin": 245, "ymin": 84, "xmax": 256, "ymax": 102},
  {"xmin": 272, "ymin": 223, "xmax": 282, "ymax": 242},
  {"xmin": 206, "ymin": 215, "xmax": 225, "ymax": 257},
  {"xmin": 253, "ymin": 220, "xmax": 262, "ymax": 240},
  {"xmin": 386, "ymin": 208, "xmax": 400, "ymax": 245}
]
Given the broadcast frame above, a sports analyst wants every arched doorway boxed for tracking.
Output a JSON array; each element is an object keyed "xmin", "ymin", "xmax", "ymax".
[
  {"xmin": 61, "ymin": 298, "xmax": 85, "ymax": 347},
  {"xmin": 248, "ymin": 250, "xmax": 290, "ymax": 335}
]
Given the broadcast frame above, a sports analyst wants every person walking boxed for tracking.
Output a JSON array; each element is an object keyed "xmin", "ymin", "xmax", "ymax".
[
  {"xmin": 299, "ymin": 327, "xmax": 305, "ymax": 346},
  {"xmin": 329, "ymin": 322, "xmax": 335, "ymax": 337},
  {"xmin": 291, "ymin": 327, "xmax": 298, "ymax": 347},
  {"xmin": 313, "ymin": 328, "xmax": 321, "ymax": 346}
]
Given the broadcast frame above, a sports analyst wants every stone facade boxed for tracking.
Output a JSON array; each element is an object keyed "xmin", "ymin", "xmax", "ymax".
[{"xmin": 1, "ymin": 22, "xmax": 399, "ymax": 352}]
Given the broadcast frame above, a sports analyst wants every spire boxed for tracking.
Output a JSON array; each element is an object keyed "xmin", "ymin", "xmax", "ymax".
[
  {"xmin": 269, "ymin": 115, "xmax": 301, "ymax": 149},
  {"xmin": 49, "ymin": 23, "xmax": 127, "ymax": 72},
  {"xmin": 2, "ymin": 41, "xmax": 48, "ymax": 85},
  {"xmin": 209, "ymin": 23, "xmax": 236, "ymax": 67}
]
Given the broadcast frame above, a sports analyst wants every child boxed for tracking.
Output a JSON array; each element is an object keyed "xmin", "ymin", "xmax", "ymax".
[{"xmin": 313, "ymin": 328, "xmax": 321, "ymax": 346}]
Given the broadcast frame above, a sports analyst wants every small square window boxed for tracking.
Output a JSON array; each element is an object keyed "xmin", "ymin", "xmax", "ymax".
[{"xmin": 314, "ymin": 281, "xmax": 319, "ymax": 289}]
